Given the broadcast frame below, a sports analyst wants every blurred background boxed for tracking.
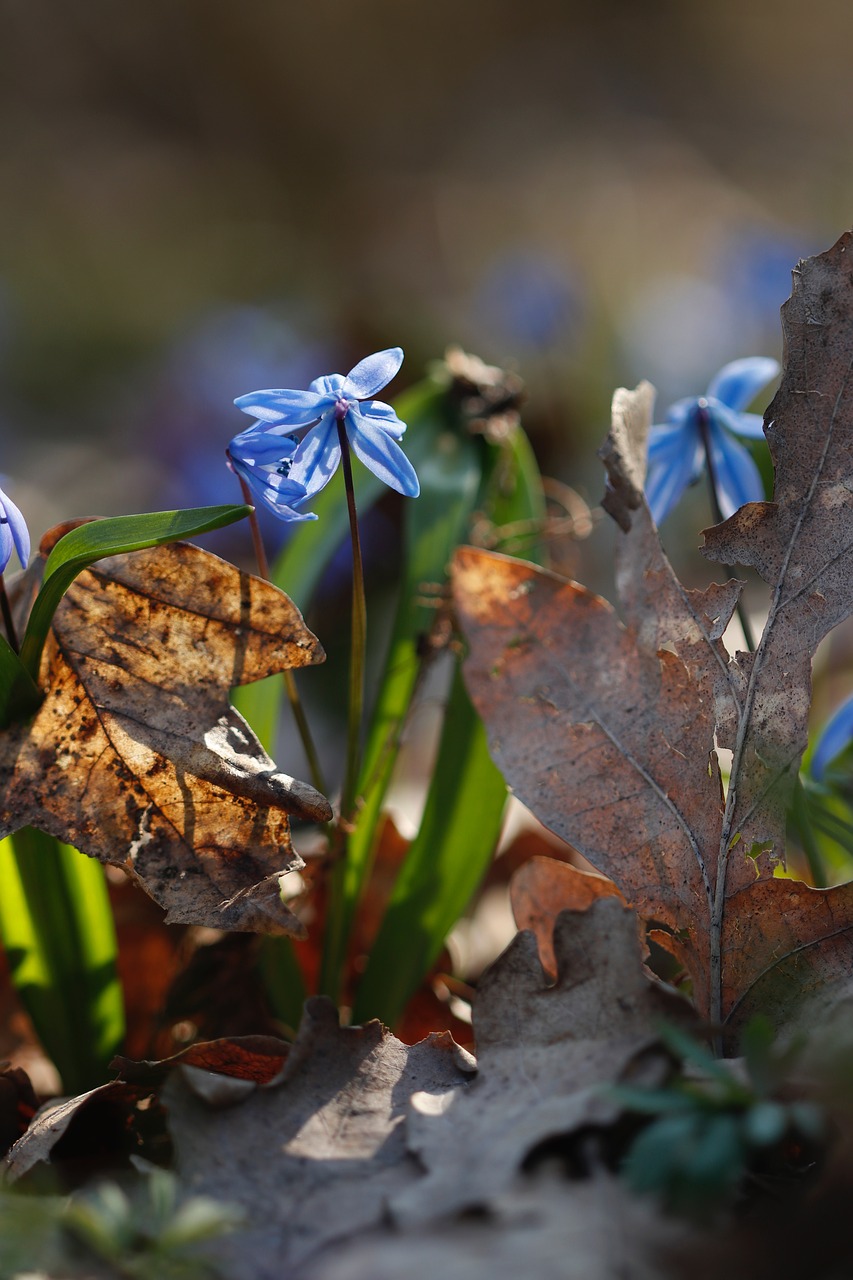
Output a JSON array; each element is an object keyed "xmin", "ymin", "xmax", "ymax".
[{"xmin": 0, "ymin": 0, "xmax": 847, "ymax": 558}]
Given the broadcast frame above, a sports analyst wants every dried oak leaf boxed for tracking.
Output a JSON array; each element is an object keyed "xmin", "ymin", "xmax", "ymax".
[
  {"xmin": 112, "ymin": 1035, "xmax": 290, "ymax": 1088},
  {"xmin": 453, "ymin": 232, "xmax": 853, "ymax": 1043},
  {"xmin": 0, "ymin": 535, "xmax": 332, "ymax": 935},
  {"xmin": 390, "ymin": 898, "xmax": 684, "ymax": 1227},
  {"xmin": 303, "ymin": 1174, "xmax": 694, "ymax": 1280},
  {"xmin": 510, "ymin": 857, "xmax": 624, "ymax": 979},
  {"xmin": 158, "ymin": 997, "xmax": 475, "ymax": 1278},
  {"xmin": 3, "ymin": 1079, "xmax": 170, "ymax": 1187}
]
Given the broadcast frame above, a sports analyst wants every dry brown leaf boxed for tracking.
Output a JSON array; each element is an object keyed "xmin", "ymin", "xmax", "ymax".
[
  {"xmin": 390, "ymin": 898, "xmax": 684, "ymax": 1227},
  {"xmin": 3, "ymin": 1080, "xmax": 169, "ymax": 1186},
  {"xmin": 157, "ymin": 997, "xmax": 474, "ymax": 1277},
  {"xmin": 112, "ymin": 1034, "xmax": 290, "ymax": 1087},
  {"xmin": 0, "ymin": 537, "xmax": 332, "ymax": 935},
  {"xmin": 453, "ymin": 543, "xmax": 724, "ymax": 1016},
  {"xmin": 510, "ymin": 857, "xmax": 624, "ymax": 978},
  {"xmin": 303, "ymin": 1175, "xmax": 695, "ymax": 1280},
  {"xmin": 453, "ymin": 235, "xmax": 853, "ymax": 1043}
]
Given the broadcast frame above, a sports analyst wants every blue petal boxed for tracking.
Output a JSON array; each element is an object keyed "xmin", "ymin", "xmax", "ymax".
[
  {"xmin": 0, "ymin": 487, "xmax": 29, "ymax": 568},
  {"xmin": 645, "ymin": 429, "xmax": 703, "ymax": 525},
  {"xmin": 346, "ymin": 409, "xmax": 419, "ymax": 496},
  {"xmin": 228, "ymin": 425, "xmax": 300, "ymax": 467},
  {"xmin": 343, "ymin": 347, "xmax": 404, "ymax": 400},
  {"xmin": 710, "ymin": 403, "xmax": 767, "ymax": 441},
  {"xmin": 663, "ymin": 398, "xmax": 700, "ymax": 430},
  {"xmin": 310, "ymin": 373, "xmax": 346, "ymax": 396},
  {"xmin": 811, "ymin": 695, "xmax": 853, "ymax": 782},
  {"xmin": 707, "ymin": 424, "xmax": 764, "ymax": 518},
  {"xmin": 234, "ymin": 387, "xmax": 327, "ymax": 426},
  {"xmin": 647, "ymin": 420, "xmax": 693, "ymax": 462},
  {"xmin": 288, "ymin": 411, "xmax": 342, "ymax": 498},
  {"xmin": 706, "ymin": 357, "xmax": 779, "ymax": 412},
  {"xmin": 228, "ymin": 455, "xmax": 316, "ymax": 523},
  {"xmin": 0, "ymin": 518, "xmax": 11, "ymax": 575},
  {"xmin": 359, "ymin": 398, "xmax": 407, "ymax": 438}
]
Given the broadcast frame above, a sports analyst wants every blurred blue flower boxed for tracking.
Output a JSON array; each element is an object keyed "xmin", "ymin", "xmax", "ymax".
[
  {"xmin": 232, "ymin": 347, "xmax": 418, "ymax": 518},
  {"xmin": 810, "ymin": 696, "xmax": 853, "ymax": 784},
  {"xmin": 645, "ymin": 356, "xmax": 779, "ymax": 526},
  {"xmin": 0, "ymin": 483, "xmax": 29, "ymax": 573},
  {"xmin": 473, "ymin": 251, "xmax": 583, "ymax": 351}
]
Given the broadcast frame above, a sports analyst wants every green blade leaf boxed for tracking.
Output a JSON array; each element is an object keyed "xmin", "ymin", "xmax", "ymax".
[
  {"xmin": 320, "ymin": 411, "xmax": 483, "ymax": 993},
  {"xmin": 0, "ymin": 828, "xmax": 124, "ymax": 1092},
  {"xmin": 352, "ymin": 663, "xmax": 506, "ymax": 1026},
  {"xmin": 0, "ymin": 630, "xmax": 42, "ymax": 727},
  {"xmin": 19, "ymin": 504, "xmax": 251, "ymax": 683},
  {"xmin": 348, "ymin": 419, "xmax": 546, "ymax": 1020}
]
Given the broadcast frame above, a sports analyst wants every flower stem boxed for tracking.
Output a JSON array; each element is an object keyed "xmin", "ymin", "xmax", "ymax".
[
  {"xmin": 697, "ymin": 408, "xmax": 756, "ymax": 653},
  {"xmin": 336, "ymin": 424, "xmax": 367, "ymax": 827},
  {"xmin": 318, "ymin": 424, "xmax": 368, "ymax": 1005},
  {"xmin": 0, "ymin": 575, "xmax": 18, "ymax": 652},
  {"xmin": 237, "ymin": 476, "xmax": 327, "ymax": 798}
]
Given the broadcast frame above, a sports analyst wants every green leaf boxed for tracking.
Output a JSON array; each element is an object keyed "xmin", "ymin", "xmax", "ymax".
[
  {"xmin": 0, "ymin": 630, "xmax": 42, "ymax": 727},
  {"xmin": 18, "ymin": 504, "xmax": 251, "ymax": 684},
  {"xmin": 248, "ymin": 381, "xmax": 453, "ymax": 1015},
  {"xmin": 352, "ymin": 664, "xmax": 507, "ymax": 1026},
  {"xmin": 347, "ymin": 418, "xmax": 547, "ymax": 1022},
  {"xmin": 743, "ymin": 1101, "xmax": 788, "ymax": 1147},
  {"xmin": 321, "ymin": 411, "xmax": 483, "ymax": 994},
  {"xmin": 258, "ymin": 935, "xmax": 307, "ymax": 1034},
  {"xmin": 0, "ymin": 828, "xmax": 124, "ymax": 1093},
  {"xmin": 478, "ymin": 425, "xmax": 548, "ymax": 564}
]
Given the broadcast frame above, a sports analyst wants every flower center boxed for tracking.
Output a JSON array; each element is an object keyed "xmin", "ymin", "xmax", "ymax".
[{"xmin": 334, "ymin": 394, "xmax": 352, "ymax": 421}]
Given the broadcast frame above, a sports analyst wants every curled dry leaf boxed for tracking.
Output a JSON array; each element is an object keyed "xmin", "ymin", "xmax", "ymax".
[
  {"xmin": 391, "ymin": 898, "xmax": 684, "ymax": 1227},
  {"xmin": 304, "ymin": 1175, "xmax": 694, "ymax": 1280},
  {"xmin": 0, "ymin": 537, "xmax": 332, "ymax": 935},
  {"xmin": 510, "ymin": 856, "xmax": 624, "ymax": 979},
  {"xmin": 453, "ymin": 233, "xmax": 853, "ymax": 1043},
  {"xmin": 3, "ymin": 1079, "xmax": 170, "ymax": 1186},
  {"xmin": 112, "ymin": 1035, "xmax": 290, "ymax": 1088},
  {"xmin": 159, "ymin": 997, "xmax": 475, "ymax": 1278}
]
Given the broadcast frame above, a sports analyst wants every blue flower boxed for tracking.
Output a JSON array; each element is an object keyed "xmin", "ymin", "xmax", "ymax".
[
  {"xmin": 0, "ymin": 484, "xmax": 29, "ymax": 573},
  {"xmin": 810, "ymin": 695, "xmax": 853, "ymax": 784},
  {"xmin": 226, "ymin": 426, "xmax": 316, "ymax": 522},
  {"xmin": 230, "ymin": 347, "xmax": 418, "ymax": 519},
  {"xmin": 645, "ymin": 356, "xmax": 779, "ymax": 525}
]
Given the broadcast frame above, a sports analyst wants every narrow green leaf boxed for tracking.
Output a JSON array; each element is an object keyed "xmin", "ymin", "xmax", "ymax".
[
  {"xmin": 349, "ymin": 419, "xmax": 547, "ymax": 1023},
  {"xmin": 0, "ymin": 828, "xmax": 124, "ymax": 1092},
  {"xmin": 352, "ymin": 665, "xmax": 506, "ymax": 1026},
  {"xmin": 19, "ymin": 504, "xmax": 251, "ymax": 683},
  {"xmin": 257, "ymin": 936, "xmax": 307, "ymax": 1034},
  {"xmin": 0, "ymin": 630, "xmax": 42, "ymax": 727},
  {"xmin": 479, "ymin": 425, "xmax": 548, "ymax": 564},
  {"xmin": 326, "ymin": 418, "xmax": 483, "ymax": 987},
  {"xmin": 249, "ymin": 382, "xmax": 451, "ymax": 1017}
]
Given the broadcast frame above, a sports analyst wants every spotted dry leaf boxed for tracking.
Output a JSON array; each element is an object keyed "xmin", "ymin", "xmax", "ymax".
[
  {"xmin": 453, "ymin": 233, "xmax": 853, "ymax": 1044},
  {"xmin": 0, "ymin": 536, "xmax": 331, "ymax": 935}
]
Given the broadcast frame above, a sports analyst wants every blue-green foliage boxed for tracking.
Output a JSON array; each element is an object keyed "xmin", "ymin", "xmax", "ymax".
[{"xmin": 616, "ymin": 1019, "xmax": 823, "ymax": 1216}]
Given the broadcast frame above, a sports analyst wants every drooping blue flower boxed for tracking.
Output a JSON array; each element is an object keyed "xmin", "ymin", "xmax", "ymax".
[
  {"xmin": 231, "ymin": 347, "xmax": 418, "ymax": 519},
  {"xmin": 0, "ymin": 484, "xmax": 29, "ymax": 573},
  {"xmin": 645, "ymin": 356, "xmax": 779, "ymax": 526},
  {"xmin": 226, "ymin": 425, "xmax": 315, "ymax": 522},
  {"xmin": 810, "ymin": 695, "xmax": 853, "ymax": 784}
]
